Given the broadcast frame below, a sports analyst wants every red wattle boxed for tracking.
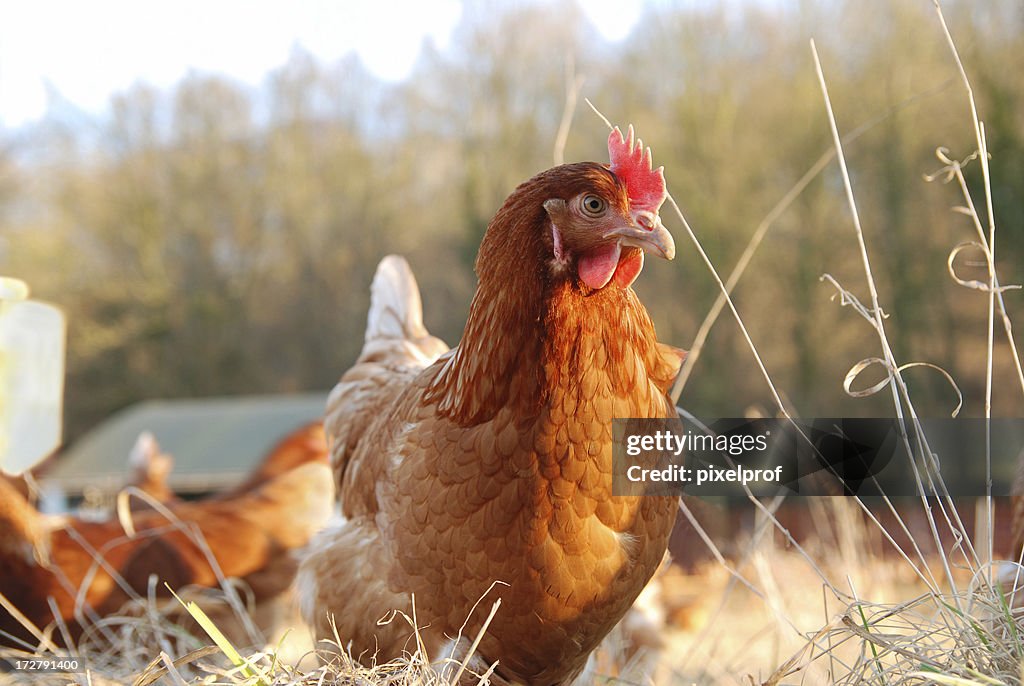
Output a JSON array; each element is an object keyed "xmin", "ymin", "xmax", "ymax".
[
  {"xmin": 578, "ymin": 243, "xmax": 621, "ymax": 289},
  {"xmin": 613, "ymin": 249, "xmax": 644, "ymax": 288}
]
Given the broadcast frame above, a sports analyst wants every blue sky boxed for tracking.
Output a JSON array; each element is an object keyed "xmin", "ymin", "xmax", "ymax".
[{"xmin": 0, "ymin": 0, "xmax": 646, "ymax": 128}]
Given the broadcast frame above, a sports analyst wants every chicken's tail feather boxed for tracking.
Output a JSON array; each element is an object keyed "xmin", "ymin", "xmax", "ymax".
[
  {"xmin": 360, "ymin": 255, "xmax": 448, "ymax": 364},
  {"xmin": 366, "ymin": 255, "xmax": 430, "ymax": 343}
]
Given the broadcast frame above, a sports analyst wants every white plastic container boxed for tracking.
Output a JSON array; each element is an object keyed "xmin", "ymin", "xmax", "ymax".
[{"xmin": 0, "ymin": 277, "xmax": 66, "ymax": 475}]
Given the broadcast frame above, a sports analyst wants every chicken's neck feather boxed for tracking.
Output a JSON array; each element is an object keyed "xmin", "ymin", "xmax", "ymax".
[{"xmin": 427, "ymin": 200, "xmax": 674, "ymax": 427}]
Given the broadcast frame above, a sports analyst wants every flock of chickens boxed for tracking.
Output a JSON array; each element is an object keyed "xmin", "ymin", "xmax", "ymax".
[
  {"xmin": 0, "ymin": 423, "xmax": 332, "ymax": 650},
  {"xmin": 0, "ymin": 126, "xmax": 687, "ymax": 685}
]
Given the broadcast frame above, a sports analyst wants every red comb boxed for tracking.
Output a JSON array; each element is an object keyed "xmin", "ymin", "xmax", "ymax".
[{"xmin": 608, "ymin": 125, "xmax": 667, "ymax": 214}]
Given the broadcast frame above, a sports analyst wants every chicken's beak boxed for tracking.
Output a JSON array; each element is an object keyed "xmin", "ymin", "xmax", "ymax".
[{"xmin": 604, "ymin": 211, "xmax": 675, "ymax": 261}]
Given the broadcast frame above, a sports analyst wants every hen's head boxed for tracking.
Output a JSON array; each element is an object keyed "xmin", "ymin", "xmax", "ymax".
[{"xmin": 481, "ymin": 125, "xmax": 674, "ymax": 292}]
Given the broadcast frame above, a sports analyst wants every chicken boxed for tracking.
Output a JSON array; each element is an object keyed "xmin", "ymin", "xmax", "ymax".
[
  {"xmin": 219, "ymin": 421, "xmax": 328, "ymax": 497},
  {"xmin": 122, "ymin": 422, "xmax": 327, "ymax": 507},
  {"xmin": 0, "ymin": 475, "xmax": 59, "ymax": 648},
  {"xmin": 124, "ymin": 431, "xmax": 180, "ymax": 510},
  {"xmin": 299, "ymin": 126, "xmax": 684, "ymax": 685},
  {"xmin": 1, "ymin": 473, "xmax": 31, "ymax": 502},
  {"xmin": 0, "ymin": 461, "xmax": 332, "ymax": 649}
]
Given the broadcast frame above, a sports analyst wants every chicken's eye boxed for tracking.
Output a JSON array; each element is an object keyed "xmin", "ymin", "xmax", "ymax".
[{"xmin": 580, "ymin": 194, "xmax": 607, "ymax": 218}]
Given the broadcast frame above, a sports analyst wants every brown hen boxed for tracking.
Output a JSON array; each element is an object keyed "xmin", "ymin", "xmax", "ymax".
[
  {"xmin": 299, "ymin": 126, "xmax": 683, "ymax": 685},
  {"xmin": 0, "ymin": 461, "xmax": 331, "ymax": 649},
  {"xmin": 124, "ymin": 431, "xmax": 180, "ymax": 510},
  {"xmin": 220, "ymin": 421, "xmax": 328, "ymax": 497}
]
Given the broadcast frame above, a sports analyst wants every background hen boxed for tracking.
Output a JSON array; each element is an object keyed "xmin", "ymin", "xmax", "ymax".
[
  {"xmin": 125, "ymin": 432, "xmax": 180, "ymax": 510},
  {"xmin": 0, "ymin": 459, "xmax": 331, "ymax": 650},
  {"xmin": 299, "ymin": 126, "xmax": 684, "ymax": 685}
]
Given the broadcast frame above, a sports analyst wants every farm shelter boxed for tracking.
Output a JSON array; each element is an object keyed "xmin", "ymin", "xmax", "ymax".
[{"xmin": 42, "ymin": 392, "xmax": 328, "ymax": 509}]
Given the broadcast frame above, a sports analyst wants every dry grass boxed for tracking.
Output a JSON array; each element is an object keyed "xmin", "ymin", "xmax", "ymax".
[
  {"xmin": 0, "ymin": 594, "xmax": 483, "ymax": 686},
  {"xmin": 658, "ymin": 2, "xmax": 1024, "ymax": 683},
  {"xmin": 640, "ymin": 1, "xmax": 1022, "ymax": 683}
]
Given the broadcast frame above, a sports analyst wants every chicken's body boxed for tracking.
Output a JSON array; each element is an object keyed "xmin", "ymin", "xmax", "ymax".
[
  {"xmin": 220, "ymin": 421, "xmax": 329, "ymax": 498},
  {"xmin": 300, "ymin": 129, "xmax": 683, "ymax": 685}
]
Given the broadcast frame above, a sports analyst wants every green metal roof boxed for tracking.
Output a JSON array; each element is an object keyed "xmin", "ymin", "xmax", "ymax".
[{"xmin": 47, "ymin": 392, "xmax": 329, "ymax": 494}]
